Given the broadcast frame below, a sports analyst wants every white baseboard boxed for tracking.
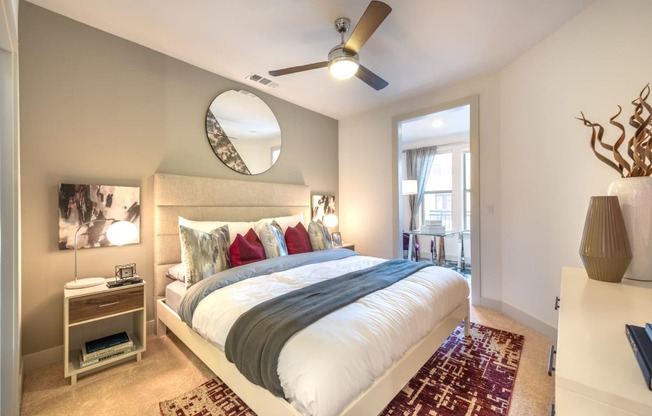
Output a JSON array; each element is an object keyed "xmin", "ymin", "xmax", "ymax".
[
  {"xmin": 22, "ymin": 345, "xmax": 62, "ymax": 373},
  {"xmin": 479, "ymin": 296, "xmax": 557, "ymax": 340},
  {"xmin": 23, "ymin": 319, "xmax": 159, "ymax": 372}
]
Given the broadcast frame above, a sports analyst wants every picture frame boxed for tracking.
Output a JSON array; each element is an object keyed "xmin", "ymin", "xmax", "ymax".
[
  {"xmin": 332, "ymin": 232, "xmax": 342, "ymax": 247},
  {"xmin": 58, "ymin": 183, "xmax": 141, "ymax": 251},
  {"xmin": 115, "ymin": 263, "xmax": 137, "ymax": 279},
  {"xmin": 311, "ymin": 194, "xmax": 336, "ymax": 222}
]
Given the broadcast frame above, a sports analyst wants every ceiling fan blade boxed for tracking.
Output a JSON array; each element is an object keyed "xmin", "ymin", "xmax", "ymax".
[
  {"xmin": 356, "ymin": 65, "xmax": 389, "ymax": 90},
  {"xmin": 344, "ymin": 1, "xmax": 392, "ymax": 54},
  {"xmin": 269, "ymin": 61, "xmax": 328, "ymax": 77}
]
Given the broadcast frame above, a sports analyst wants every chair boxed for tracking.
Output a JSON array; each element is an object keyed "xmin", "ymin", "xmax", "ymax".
[{"xmin": 403, "ymin": 233, "xmax": 419, "ymax": 261}]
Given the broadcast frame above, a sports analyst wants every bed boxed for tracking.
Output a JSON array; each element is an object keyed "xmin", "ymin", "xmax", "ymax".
[{"xmin": 153, "ymin": 173, "xmax": 470, "ymax": 416}]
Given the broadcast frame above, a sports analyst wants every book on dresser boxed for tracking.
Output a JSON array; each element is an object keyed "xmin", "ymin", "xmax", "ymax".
[{"xmin": 625, "ymin": 324, "xmax": 652, "ymax": 390}]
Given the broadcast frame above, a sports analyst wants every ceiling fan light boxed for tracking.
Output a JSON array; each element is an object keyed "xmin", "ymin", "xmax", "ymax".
[{"xmin": 329, "ymin": 57, "xmax": 359, "ymax": 80}]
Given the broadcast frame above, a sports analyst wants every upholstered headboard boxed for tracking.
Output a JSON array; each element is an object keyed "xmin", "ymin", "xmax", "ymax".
[{"xmin": 153, "ymin": 173, "xmax": 311, "ymax": 298}]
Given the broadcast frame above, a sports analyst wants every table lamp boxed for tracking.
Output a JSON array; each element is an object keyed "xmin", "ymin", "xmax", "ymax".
[
  {"xmin": 402, "ymin": 180, "xmax": 417, "ymax": 196},
  {"xmin": 323, "ymin": 213, "xmax": 339, "ymax": 244},
  {"xmin": 65, "ymin": 219, "xmax": 138, "ymax": 289}
]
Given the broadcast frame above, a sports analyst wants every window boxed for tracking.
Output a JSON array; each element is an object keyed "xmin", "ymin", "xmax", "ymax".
[
  {"xmin": 271, "ymin": 145, "xmax": 281, "ymax": 165},
  {"xmin": 464, "ymin": 151, "xmax": 471, "ymax": 230},
  {"xmin": 422, "ymin": 153, "xmax": 453, "ymax": 228},
  {"xmin": 420, "ymin": 147, "xmax": 470, "ymax": 231}
]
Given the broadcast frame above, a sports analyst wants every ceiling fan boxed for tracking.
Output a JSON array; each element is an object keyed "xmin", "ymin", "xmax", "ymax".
[{"xmin": 268, "ymin": 1, "xmax": 392, "ymax": 91}]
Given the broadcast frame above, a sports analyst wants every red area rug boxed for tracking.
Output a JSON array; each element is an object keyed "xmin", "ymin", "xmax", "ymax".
[{"xmin": 159, "ymin": 322, "xmax": 523, "ymax": 416}]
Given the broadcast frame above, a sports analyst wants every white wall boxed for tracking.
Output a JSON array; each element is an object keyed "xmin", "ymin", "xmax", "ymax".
[
  {"xmin": 499, "ymin": 0, "xmax": 652, "ymax": 331},
  {"xmin": 339, "ymin": 73, "xmax": 502, "ymax": 304},
  {"xmin": 341, "ymin": 0, "xmax": 652, "ymax": 337},
  {"xmin": 1, "ymin": 0, "xmax": 21, "ymax": 413}
]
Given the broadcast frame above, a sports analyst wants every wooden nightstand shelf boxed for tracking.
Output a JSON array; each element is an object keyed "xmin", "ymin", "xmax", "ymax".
[{"xmin": 64, "ymin": 279, "xmax": 146, "ymax": 385}]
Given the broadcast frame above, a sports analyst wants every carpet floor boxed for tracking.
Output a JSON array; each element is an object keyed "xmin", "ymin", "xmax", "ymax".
[{"xmin": 159, "ymin": 322, "xmax": 524, "ymax": 416}]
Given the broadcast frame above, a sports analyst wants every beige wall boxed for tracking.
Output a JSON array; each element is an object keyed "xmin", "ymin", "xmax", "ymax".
[{"xmin": 18, "ymin": 3, "xmax": 338, "ymax": 357}]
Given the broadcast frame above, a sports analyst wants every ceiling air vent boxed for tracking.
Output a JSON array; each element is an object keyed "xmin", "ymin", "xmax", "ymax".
[{"xmin": 246, "ymin": 73, "xmax": 279, "ymax": 88}]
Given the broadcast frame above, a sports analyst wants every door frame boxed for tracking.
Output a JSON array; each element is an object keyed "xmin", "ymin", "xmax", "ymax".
[{"xmin": 392, "ymin": 95, "xmax": 480, "ymax": 304}]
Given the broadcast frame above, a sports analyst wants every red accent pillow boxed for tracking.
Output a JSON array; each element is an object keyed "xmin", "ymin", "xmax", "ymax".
[
  {"xmin": 285, "ymin": 222, "xmax": 313, "ymax": 254},
  {"xmin": 229, "ymin": 228, "xmax": 266, "ymax": 267}
]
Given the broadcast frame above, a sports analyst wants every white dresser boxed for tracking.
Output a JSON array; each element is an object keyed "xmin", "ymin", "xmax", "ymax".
[{"xmin": 555, "ymin": 267, "xmax": 652, "ymax": 415}]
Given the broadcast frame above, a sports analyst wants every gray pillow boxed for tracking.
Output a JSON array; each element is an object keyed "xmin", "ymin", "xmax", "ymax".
[
  {"xmin": 308, "ymin": 220, "xmax": 332, "ymax": 251},
  {"xmin": 179, "ymin": 224, "xmax": 230, "ymax": 288},
  {"xmin": 255, "ymin": 220, "xmax": 288, "ymax": 258}
]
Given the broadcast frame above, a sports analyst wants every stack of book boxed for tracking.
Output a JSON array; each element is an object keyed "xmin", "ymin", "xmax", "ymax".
[
  {"xmin": 420, "ymin": 219, "xmax": 445, "ymax": 234},
  {"xmin": 79, "ymin": 331, "xmax": 134, "ymax": 368},
  {"xmin": 625, "ymin": 323, "xmax": 652, "ymax": 390}
]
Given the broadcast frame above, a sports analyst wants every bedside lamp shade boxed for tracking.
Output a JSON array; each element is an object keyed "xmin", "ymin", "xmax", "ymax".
[
  {"xmin": 323, "ymin": 213, "xmax": 339, "ymax": 229},
  {"xmin": 579, "ymin": 196, "xmax": 632, "ymax": 283},
  {"xmin": 402, "ymin": 180, "xmax": 417, "ymax": 196},
  {"xmin": 106, "ymin": 220, "xmax": 139, "ymax": 245},
  {"xmin": 65, "ymin": 219, "xmax": 138, "ymax": 289}
]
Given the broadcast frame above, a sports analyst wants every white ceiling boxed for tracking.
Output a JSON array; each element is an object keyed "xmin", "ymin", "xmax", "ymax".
[
  {"xmin": 25, "ymin": 0, "xmax": 594, "ymax": 121},
  {"xmin": 401, "ymin": 105, "xmax": 470, "ymax": 144}
]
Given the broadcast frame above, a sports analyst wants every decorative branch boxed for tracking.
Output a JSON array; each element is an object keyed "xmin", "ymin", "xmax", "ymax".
[{"xmin": 577, "ymin": 84, "xmax": 652, "ymax": 177}]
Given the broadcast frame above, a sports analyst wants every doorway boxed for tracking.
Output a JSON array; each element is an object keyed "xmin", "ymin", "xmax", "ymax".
[{"xmin": 393, "ymin": 96, "xmax": 479, "ymax": 304}]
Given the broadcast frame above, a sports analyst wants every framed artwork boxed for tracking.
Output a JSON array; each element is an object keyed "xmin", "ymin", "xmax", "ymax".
[
  {"xmin": 311, "ymin": 194, "xmax": 335, "ymax": 222},
  {"xmin": 332, "ymin": 232, "xmax": 342, "ymax": 247},
  {"xmin": 58, "ymin": 183, "xmax": 140, "ymax": 250}
]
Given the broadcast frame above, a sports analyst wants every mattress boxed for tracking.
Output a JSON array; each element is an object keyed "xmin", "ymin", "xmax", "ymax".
[
  {"xmin": 165, "ymin": 280, "xmax": 186, "ymax": 313},
  {"xmin": 189, "ymin": 254, "xmax": 469, "ymax": 416}
]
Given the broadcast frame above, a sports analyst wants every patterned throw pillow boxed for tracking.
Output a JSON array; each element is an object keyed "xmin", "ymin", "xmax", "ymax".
[
  {"xmin": 179, "ymin": 224, "xmax": 230, "ymax": 289},
  {"xmin": 308, "ymin": 220, "xmax": 333, "ymax": 251},
  {"xmin": 255, "ymin": 220, "xmax": 288, "ymax": 258},
  {"xmin": 229, "ymin": 228, "xmax": 266, "ymax": 267},
  {"xmin": 285, "ymin": 222, "xmax": 313, "ymax": 254}
]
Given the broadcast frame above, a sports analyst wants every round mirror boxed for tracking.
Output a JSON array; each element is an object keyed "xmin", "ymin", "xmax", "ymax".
[{"xmin": 206, "ymin": 90, "xmax": 282, "ymax": 175}]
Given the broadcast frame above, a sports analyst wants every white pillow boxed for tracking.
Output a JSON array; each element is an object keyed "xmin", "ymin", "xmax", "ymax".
[
  {"xmin": 165, "ymin": 263, "xmax": 186, "ymax": 282},
  {"xmin": 256, "ymin": 213, "xmax": 304, "ymax": 232},
  {"xmin": 179, "ymin": 216, "xmax": 254, "ymax": 244}
]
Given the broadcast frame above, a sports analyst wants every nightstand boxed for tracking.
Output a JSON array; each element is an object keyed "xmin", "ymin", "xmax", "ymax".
[
  {"xmin": 63, "ymin": 279, "xmax": 146, "ymax": 385},
  {"xmin": 336, "ymin": 243, "xmax": 355, "ymax": 251}
]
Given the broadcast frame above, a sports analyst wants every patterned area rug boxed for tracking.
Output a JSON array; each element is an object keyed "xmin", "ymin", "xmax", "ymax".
[{"xmin": 159, "ymin": 322, "xmax": 523, "ymax": 416}]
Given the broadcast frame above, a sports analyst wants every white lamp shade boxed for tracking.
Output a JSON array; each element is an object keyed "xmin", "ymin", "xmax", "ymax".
[
  {"xmin": 402, "ymin": 180, "xmax": 417, "ymax": 196},
  {"xmin": 323, "ymin": 213, "xmax": 339, "ymax": 228},
  {"xmin": 106, "ymin": 221, "xmax": 138, "ymax": 246}
]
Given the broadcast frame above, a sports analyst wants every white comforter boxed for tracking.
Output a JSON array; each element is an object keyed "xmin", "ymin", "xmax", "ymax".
[{"xmin": 191, "ymin": 255, "xmax": 469, "ymax": 416}]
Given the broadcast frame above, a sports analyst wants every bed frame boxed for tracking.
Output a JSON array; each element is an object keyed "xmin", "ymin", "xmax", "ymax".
[{"xmin": 153, "ymin": 172, "xmax": 470, "ymax": 416}]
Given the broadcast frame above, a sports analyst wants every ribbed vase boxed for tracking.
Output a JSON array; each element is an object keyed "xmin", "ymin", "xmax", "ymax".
[
  {"xmin": 608, "ymin": 177, "xmax": 652, "ymax": 281},
  {"xmin": 579, "ymin": 196, "xmax": 632, "ymax": 282}
]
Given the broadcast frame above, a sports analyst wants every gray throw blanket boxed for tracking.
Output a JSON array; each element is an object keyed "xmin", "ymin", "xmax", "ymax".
[{"xmin": 224, "ymin": 259, "xmax": 431, "ymax": 397}]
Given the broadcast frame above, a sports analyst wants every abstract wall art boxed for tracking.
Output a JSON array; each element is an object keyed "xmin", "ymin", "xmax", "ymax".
[
  {"xmin": 58, "ymin": 183, "xmax": 140, "ymax": 250},
  {"xmin": 311, "ymin": 194, "xmax": 335, "ymax": 222}
]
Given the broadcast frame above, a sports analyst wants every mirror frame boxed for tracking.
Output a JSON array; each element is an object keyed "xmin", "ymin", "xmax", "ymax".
[{"xmin": 206, "ymin": 89, "xmax": 282, "ymax": 175}]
